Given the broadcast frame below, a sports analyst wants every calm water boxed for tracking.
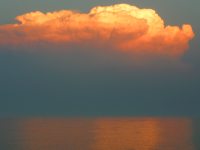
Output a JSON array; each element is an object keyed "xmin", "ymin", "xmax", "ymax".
[{"xmin": 0, "ymin": 118, "xmax": 199, "ymax": 150}]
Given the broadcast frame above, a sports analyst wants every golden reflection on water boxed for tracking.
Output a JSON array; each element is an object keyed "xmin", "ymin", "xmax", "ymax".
[
  {"xmin": 92, "ymin": 118, "xmax": 194, "ymax": 150},
  {"xmin": 92, "ymin": 118, "xmax": 159, "ymax": 150},
  {"xmin": 16, "ymin": 118, "xmax": 194, "ymax": 150},
  {"xmin": 18, "ymin": 119, "xmax": 93, "ymax": 150}
]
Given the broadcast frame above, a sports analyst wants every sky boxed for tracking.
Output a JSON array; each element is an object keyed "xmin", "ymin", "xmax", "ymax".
[{"xmin": 0, "ymin": 0, "xmax": 199, "ymax": 117}]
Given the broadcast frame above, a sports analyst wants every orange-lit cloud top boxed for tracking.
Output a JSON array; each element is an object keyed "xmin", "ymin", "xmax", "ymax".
[{"xmin": 0, "ymin": 4, "xmax": 195, "ymax": 57}]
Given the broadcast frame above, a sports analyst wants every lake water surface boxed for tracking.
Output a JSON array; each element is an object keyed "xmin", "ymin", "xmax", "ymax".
[{"xmin": 0, "ymin": 118, "xmax": 199, "ymax": 150}]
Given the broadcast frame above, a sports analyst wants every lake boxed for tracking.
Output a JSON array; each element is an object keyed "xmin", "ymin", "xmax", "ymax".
[{"xmin": 0, "ymin": 118, "xmax": 199, "ymax": 150}]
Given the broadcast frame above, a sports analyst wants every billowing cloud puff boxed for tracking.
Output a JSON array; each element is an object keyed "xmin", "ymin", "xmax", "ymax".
[{"xmin": 0, "ymin": 4, "xmax": 194, "ymax": 57}]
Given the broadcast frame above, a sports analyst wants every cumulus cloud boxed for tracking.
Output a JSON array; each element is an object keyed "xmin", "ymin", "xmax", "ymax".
[{"xmin": 0, "ymin": 4, "xmax": 194, "ymax": 57}]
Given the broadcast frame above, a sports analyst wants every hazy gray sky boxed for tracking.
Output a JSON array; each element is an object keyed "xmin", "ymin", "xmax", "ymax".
[{"xmin": 0, "ymin": 0, "xmax": 199, "ymax": 116}]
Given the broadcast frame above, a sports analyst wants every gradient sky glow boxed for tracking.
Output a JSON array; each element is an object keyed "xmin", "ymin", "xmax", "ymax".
[{"xmin": 0, "ymin": 0, "xmax": 199, "ymax": 116}]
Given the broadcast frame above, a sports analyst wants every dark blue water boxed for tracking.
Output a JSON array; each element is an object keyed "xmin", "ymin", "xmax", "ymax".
[{"xmin": 0, "ymin": 118, "xmax": 199, "ymax": 150}]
